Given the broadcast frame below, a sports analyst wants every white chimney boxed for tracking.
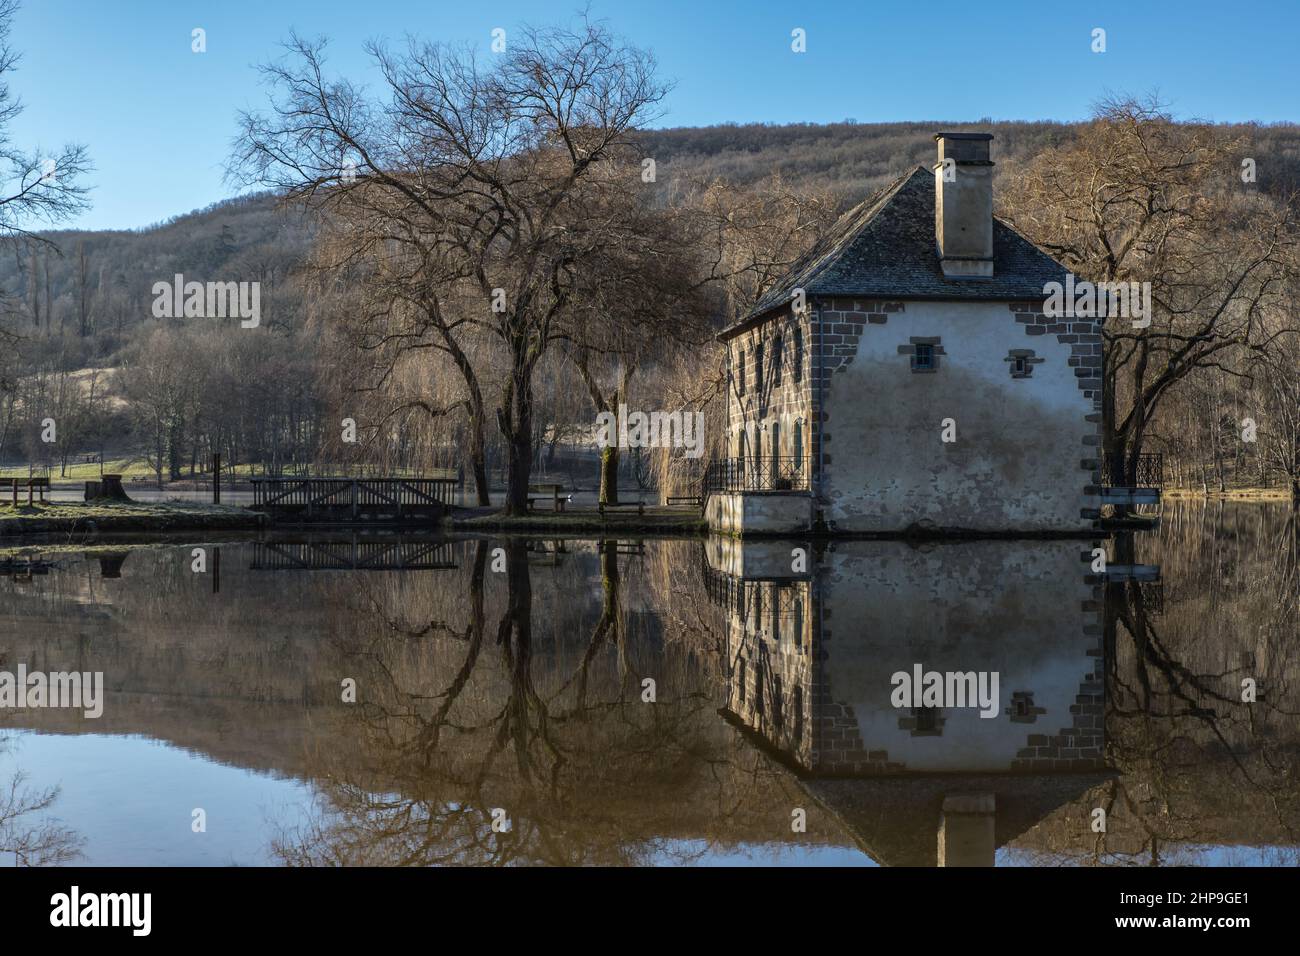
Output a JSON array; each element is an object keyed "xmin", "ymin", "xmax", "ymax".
[{"xmin": 934, "ymin": 132, "xmax": 994, "ymax": 278}]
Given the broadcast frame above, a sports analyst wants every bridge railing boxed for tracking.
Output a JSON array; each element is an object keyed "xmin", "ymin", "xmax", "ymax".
[{"xmin": 250, "ymin": 477, "xmax": 458, "ymax": 513}]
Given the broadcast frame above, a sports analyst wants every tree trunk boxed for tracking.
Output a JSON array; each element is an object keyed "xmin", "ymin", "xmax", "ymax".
[
  {"xmin": 599, "ymin": 445, "xmax": 619, "ymax": 506},
  {"xmin": 502, "ymin": 376, "xmax": 533, "ymax": 517},
  {"xmin": 466, "ymin": 401, "xmax": 491, "ymax": 506},
  {"xmin": 446, "ymin": 348, "xmax": 491, "ymax": 507}
]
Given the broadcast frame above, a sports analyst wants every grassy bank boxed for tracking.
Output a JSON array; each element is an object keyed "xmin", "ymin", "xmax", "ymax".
[{"xmin": 0, "ymin": 501, "xmax": 264, "ymax": 537}]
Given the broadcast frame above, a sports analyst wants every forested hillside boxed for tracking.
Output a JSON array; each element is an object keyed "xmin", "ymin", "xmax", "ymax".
[
  {"xmin": 3, "ymin": 116, "xmax": 1299, "ymax": 493},
  {"xmin": 8, "ymin": 118, "xmax": 1300, "ymax": 356}
]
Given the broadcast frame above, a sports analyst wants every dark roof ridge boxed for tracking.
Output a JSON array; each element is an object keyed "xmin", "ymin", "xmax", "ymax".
[{"xmin": 718, "ymin": 163, "xmax": 1068, "ymax": 340}]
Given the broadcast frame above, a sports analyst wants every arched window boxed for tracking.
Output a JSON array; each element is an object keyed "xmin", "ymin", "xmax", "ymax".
[
  {"xmin": 793, "ymin": 420, "xmax": 804, "ymax": 471},
  {"xmin": 773, "ymin": 334, "xmax": 784, "ymax": 386},
  {"xmin": 794, "ymin": 327, "xmax": 804, "ymax": 383}
]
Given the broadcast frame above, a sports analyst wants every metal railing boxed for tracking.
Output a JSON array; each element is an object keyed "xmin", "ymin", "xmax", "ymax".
[
  {"xmin": 250, "ymin": 477, "xmax": 458, "ymax": 515},
  {"xmin": 1101, "ymin": 453, "xmax": 1164, "ymax": 488},
  {"xmin": 702, "ymin": 457, "xmax": 809, "ymax": 495}
]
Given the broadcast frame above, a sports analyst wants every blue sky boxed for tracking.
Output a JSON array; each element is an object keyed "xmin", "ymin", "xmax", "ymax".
[{"xmin": 9, "ymin": 0, "xmax": 1298, "ymax": 231}]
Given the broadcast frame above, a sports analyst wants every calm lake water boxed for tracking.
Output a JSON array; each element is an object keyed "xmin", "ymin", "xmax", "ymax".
[{"xmin": 2, "ymin": 500, "xmax": 1296, "ymax": 866}]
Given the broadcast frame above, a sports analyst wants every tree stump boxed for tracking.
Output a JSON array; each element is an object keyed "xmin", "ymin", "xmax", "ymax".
[{"xmin": 95, "ymin": 474, "xmax": 132, "ymax": 501}]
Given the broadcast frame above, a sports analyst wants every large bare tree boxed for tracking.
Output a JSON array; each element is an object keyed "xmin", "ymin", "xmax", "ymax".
[
  {"xmin": 1003, "ymin": 96, "xmax": 1298, "ymax": 486},
  {"xmin": 232, "ymin": 18, "xmax": 670, "ymax": 513}
]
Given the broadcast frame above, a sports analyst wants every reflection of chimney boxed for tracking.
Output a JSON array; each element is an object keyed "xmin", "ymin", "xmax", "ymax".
[
  {"xmin": 934, "ymin": 132, "xmax": 994, "ymax": 279},
  {"xmin": 937, "ymin": 793, "xmax": 996, "ymax": 866}
]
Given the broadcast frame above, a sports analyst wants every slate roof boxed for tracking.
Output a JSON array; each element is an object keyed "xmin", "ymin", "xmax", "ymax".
[{"xmin": 720, "ymin": 166, "xmax": 1069, "ymax": 339}]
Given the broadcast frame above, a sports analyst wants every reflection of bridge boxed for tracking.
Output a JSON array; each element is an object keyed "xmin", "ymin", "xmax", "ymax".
[{"xmin": 250, "ymin": 538, "xmax": 458, "ymax": 571}]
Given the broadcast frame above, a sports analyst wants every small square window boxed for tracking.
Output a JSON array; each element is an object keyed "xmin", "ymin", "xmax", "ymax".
[
  {"xmin": 913, "ymin": 343, "xmax": 935, "ymax": 371},
  {"xmin": 1012, "ymin": 355, "xmax": 1028, "ymax": 376}
]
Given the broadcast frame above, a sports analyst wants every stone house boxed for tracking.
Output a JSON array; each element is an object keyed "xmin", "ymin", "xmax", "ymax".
[{"xmin": 707, "ymin": 132, "xmax": 1135, "ymax": 536}]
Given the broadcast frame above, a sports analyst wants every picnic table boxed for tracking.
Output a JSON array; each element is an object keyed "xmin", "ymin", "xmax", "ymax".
[
  {"xmin": 1, "ymin": 476, "xmax": 50, "ymax": 506},
  {"xmin": 527, "ymin": 483, "xmax": 573, "ymax": 513}
]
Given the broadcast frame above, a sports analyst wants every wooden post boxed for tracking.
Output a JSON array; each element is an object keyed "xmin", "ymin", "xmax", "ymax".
[{"xmin": 213, "ymin": 454, "xmax": 222, "ymax": 504}]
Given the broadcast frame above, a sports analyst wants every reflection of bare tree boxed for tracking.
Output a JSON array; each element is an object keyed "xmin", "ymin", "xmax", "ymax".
[
  {"xmin": 0, "ymin": 738, "xmax": 83, "ymax": 866},
  {"xmin": 272, "ymin": 538, "xmax": 811, "ymax": 866},
  {"xmin": 1029, "ymin": 511, "xmax": 1300, "ymax": 864}
]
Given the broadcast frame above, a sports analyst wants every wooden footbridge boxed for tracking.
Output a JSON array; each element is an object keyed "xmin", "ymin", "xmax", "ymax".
[
  {"xmin": 250, "ymin": 477, "xmax": 458, "ymax": 522},
  {"xmin": 250, "ymin": 537, "xmax": 458, "ymax": 571}
]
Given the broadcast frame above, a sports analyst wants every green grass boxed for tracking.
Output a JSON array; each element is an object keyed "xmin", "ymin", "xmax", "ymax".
[
  {"xmin": 0, "ymin": 457, "xmax": 151, "ymax": 480},
  {"xmin": 1, "ymin": 500, "xmax": 247, "ymax": 518},
  {"xmin": 0, "ymin": 499, "xmax": 261, "ymax": 535},
  {"xmin": 1, "ymin": 460, "xmax": 460, "ymax": 481}
]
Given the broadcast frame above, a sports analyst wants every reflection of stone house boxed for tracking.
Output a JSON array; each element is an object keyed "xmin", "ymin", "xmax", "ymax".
[
  {"xmin": 707, "ymin": 132, "xmax": 1145, "ymax": 536},
  {"xmin": 711, "ymin": 536, "xmax": 1113, "ymax": 865},
  {"xmin": 711, "ymin": 537, "xmax": 1108, "ymax": 776}
]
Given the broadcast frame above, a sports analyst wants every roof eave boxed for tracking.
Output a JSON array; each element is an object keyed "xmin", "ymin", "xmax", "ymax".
[{"xmin": 717, "ymin": 288, "xmax": 1058, "ymax": 341}]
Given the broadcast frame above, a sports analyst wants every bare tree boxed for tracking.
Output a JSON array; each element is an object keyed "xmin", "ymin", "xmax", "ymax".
[
  {"xmin": 0, "ymin": 739, "xmax": 83, "ymax": 866},
  {"xmin": 231, "ymin": 17, "xmax": 671, "ymax": 513},
  {"xmin": 1003, "ymin": 95, "xmax": 1298, "ymax": 485},
  {"xmin": 1257, "ymin": 322, "xmax": 1300, "ymax": 499},
  {"xmin": 0, "ymin": 0, "xmax": 91, "ymax": 244}
]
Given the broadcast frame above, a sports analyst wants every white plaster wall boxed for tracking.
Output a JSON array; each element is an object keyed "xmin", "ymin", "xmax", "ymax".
[
  {"xmin": 820, "ymin": 300, "xmax": 1097, "ymax": 532},
  {"xmin": 823, "ymin": 540, "xmax": 1097, "ymax": 772}
]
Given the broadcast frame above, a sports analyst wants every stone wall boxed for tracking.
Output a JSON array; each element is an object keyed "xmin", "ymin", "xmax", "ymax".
[
  {"xmin": 724, "ymin": 306, "xmax": 815, "ymax": 476},
  {"xmin": 810, "ymin": 296, "xmax": 1102, "ymax": 532},
  {"xmin": 705, "ymin": 490, "xmax": 812, "ymax": 536}
]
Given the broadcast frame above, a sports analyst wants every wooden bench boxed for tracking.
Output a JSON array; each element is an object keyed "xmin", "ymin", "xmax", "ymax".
[
  {"xmin": 665, "ymin": 495, "xmax": 703, "ymax": 508},
  {"xmin": 597, "ymin": 500, "xmax": 645, "ymax": 517},
  {"xmin": 22, "ymin": 477, "xmax": 49, "ymax": 505},
  {"xmin": 131, "ymin": 476, "xmax": 150, "ymax": 484},
  {"xmin": 527, "ymin": 484, "xmax": 573, "ymax": 512}
]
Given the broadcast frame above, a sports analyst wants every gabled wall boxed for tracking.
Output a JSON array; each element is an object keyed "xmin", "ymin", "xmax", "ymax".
[{"xmin": 811, "ymin": 297, "xmax": 1102, "ymax": 532}]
